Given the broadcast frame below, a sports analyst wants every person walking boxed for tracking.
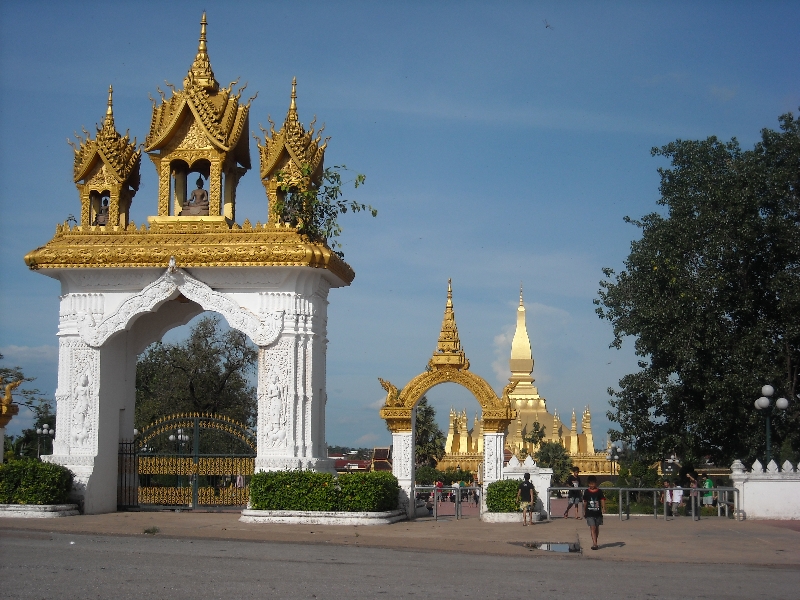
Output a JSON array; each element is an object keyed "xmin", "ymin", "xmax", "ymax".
[
  {"xmin": 583, "ymin": 475, "xmax": 606, "ymax": 550},
  {"xmin": 660, "ymin": 480, "xmax": 672, "ymax": 518},
  {"xmin": 563, "ymin": 466, "xmax": 582, "ymax": 519},
  {"xmin": 671, "ymin": 481, "xmax": 683, "ymax": 517},
  {"xmin": 517, "ymin": 472, "xmax": 536, "ymax": 526},
  {"xmin": 701, "ymin": 473, "xmax": 715, "ymax": 509},
  {"xmin": 687, "ymin": 472, "xmax": 700, "ymax": 520}
]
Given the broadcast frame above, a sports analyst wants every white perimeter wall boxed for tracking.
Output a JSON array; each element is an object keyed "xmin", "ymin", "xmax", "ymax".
[{"xmin": 731, "ymin": 459, "xmax": 800, "ymax": 520}]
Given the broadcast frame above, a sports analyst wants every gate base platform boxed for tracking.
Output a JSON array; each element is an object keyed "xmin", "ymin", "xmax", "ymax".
[
  {"xmin": 0, "ymin": 504, "xmax": 80, "ymax": 518},
  {"xmin": 240, "ymin": 508, "xmax": 407, "ymax": 525}
]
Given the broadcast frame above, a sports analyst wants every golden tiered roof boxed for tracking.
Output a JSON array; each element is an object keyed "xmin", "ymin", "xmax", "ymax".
[
  {"xmin": 24, "ymin": 12, "xmax": 354, "ymax": 284},
  {"xmin": 70, "ymin": 86, "xmax": 141, "ymax": 187},
  {"xmin": 429, "ymin": 279, "xmax": 470, "ymax": 370},
  {"xmin": 256, "ymin": 78, "xmax": 328, "ymax": 186},
  {"xmin": 145, "ymin": 12, "xmax": 251, "ymax": 162}
]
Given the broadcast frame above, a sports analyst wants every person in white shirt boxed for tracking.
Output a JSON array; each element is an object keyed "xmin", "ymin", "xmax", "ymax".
[{"xmin": 671, "ymin": 482, "xmax": 683, "ymax": 517}]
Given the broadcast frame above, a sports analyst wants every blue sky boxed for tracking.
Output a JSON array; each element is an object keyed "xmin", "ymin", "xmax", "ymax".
[{"xmin": 1, "ymin": 1, "xmax": 798, "ymax": 447}]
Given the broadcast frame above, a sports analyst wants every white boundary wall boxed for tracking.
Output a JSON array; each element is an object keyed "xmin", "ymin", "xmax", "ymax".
[
  {"xmin": 501, "ymin": 455, "xmax": 552, "ymax": 516},
  {"xmin": 731, "ymin": 459, "xmax": 800, "ymax": 520}
]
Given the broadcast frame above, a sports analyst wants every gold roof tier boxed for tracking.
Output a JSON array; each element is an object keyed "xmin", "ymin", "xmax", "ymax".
[
  {"xmin": 429, "ymin": 279, "xmax": 470, "ymax": 370},
  {"xmin": 71, "ymin": 86, "xmax": 141, "ymax": 187},
  {"xmin": 145, "ymin": 13, "xmax": 251, "ymax": 161},
  {"xmin": 24, "ymin": 220, "xmax": 354, "ymax": 284},
  {"xmin": 255, "ymin": 78, "xmax": 328, "ymax": 222}
]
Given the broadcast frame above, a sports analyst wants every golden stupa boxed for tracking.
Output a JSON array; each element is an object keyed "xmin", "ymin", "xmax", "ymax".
[{"xmin": 438, "ymin": 287, "xmax": 612, "ymax": 475}]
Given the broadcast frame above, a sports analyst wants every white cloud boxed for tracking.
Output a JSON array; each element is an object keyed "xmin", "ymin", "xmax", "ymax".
[
  {"xmin": 0, "ymin": 345, "xmax": 58, "ymax": 364},
  {"xmin": 708, "ymin": 85, "xmax": 738, "ymax": 103},
  {"xmin": 355, "ymin": 432, "xmax": 380, "ymax": 446},
  {"xmin": 367, "ymin": 397, "xmax": 386, "ymax": 410}
]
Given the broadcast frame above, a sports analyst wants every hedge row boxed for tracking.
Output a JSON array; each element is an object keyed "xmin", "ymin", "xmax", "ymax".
[
  {"xmin": 486, "ymin": 479, "xmax": 536, "ymax": 513},
  {"xmin": 250, "ymin": 470, "xmax": 399, "ymax": 512},
  {"xmin": 0, "ymin": 459, "xmax": 74, "ymax": 505}
]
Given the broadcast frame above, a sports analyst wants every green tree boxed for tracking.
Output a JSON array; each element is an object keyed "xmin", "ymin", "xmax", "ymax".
[
  {"xmin": 413, "ymin": 396, "xmax": 446, "ymax": 467},
  {"xmin": 1, "ymin": 355, "xmax": 55, "ymax": 460},
  {"xmin": 596, "ymin": 109, "xmax": 800, "ymax": 465},
  {"xmin": 534, "ymin": 441, "xmax": 573, "ymax": 484},
  {"xmin": 277, "ymin": 164, "xmax": 376, "ymax": 258},
  {"xmin": 135, "ymin": 316, "xmax": 257, "ymax": 430},
  {"xmin": 522, "ymin": 421, "xmax": 546, "ymax": 447}
]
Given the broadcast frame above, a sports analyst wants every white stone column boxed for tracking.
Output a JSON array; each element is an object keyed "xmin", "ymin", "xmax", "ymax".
[
  {"xmin": 253, "ymin": 276, "xmax": 335, "ymax": 473},
  {"xmin": 481, "ymin": 432, "xmax": 505, "ymax": 511},
  {"xmin": 392, "ymin": 431, "xmax": 415, "ymax": 518}
]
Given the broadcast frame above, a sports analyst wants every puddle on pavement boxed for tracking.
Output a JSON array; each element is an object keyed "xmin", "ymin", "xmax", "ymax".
[{"xmin": 512, "ymin": 541, "xmax": 581, "ymax": 553}]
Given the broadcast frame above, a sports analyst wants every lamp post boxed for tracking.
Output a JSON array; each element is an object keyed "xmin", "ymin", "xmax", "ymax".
[
  {"xmin": 606, "ymin": 444, "xmax": 625, "ymax": 479},
  {"xmin": 35, "ymin": 424, "xmax": 55, "ymax": 458},
  {"xmin": 169, "ymin": 429, "xmax": 190, "ymax": 488},
  {"xmin": 754, "ymin": 384, "xmax": 789, "ymax": 465}
]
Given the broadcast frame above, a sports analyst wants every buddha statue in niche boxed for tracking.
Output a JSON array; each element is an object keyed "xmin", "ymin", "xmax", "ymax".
[
  {"xmin": 181, "ymin": 176, "xmax": 209, "ymax": 216},
  {"xmin": 93, "ymin": 196, "xmax": 110, "ymax": 226}
]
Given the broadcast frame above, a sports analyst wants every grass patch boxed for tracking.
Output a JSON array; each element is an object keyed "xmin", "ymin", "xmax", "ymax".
[{"xmin": 143, "ymin": 526, "xmax": 160, "ymax": 535}]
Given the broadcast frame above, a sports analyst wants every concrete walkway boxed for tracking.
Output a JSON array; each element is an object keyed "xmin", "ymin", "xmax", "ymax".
[{"xmin": 2, "ymin": 511, "xmax": 798, "ymax": 567}]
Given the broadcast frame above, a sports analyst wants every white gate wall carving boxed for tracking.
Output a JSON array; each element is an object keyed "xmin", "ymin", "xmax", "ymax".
[{"xmin": 43, "ymin": 265, "xmax": 341, "ymax": 513}]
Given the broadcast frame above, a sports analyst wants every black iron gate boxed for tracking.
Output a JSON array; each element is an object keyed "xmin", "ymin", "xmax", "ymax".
[{"xmin": 117, "ymin": 413, "xmax": 256, "ymax": 510}]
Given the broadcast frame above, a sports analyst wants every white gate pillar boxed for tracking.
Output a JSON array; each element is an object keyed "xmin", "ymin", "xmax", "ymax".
[
  {"xmin": 392, "ymin": 431, "xmax": 415, "ymax": 518},
  {"xmin": 481, "ymin": 432, "xmax": 505, "ymax": 509}
]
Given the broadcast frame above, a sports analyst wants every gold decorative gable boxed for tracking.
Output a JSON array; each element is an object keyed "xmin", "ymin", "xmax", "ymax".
[
  {"xmin": 144, "ymin": 13, "xmax": 251, "ymax": 157},
  {"xmin": 71, "ymin": 86, "xmax": 141, "ymax": 187},
  {"xmin": 255, "ymin": 78, "xmax": 328, "ymax": 221}
]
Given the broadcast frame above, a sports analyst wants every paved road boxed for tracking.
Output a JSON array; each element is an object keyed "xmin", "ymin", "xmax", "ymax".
[{"xmin": 2, "ymin": 530, "xmax": 799, "ymax": 599}]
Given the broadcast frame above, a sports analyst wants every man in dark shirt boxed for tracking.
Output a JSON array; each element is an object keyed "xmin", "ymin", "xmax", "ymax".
[
  {"xmin": 564, "ymin": 466, "xmax": 582, "ymax": 519},
  {"xmin": 517, "ymin": 472, "xmax": 536, "ymax": 526},
  {"xmin": 582, "ymin": 475, "xmax": 606, "ymax": 550}
]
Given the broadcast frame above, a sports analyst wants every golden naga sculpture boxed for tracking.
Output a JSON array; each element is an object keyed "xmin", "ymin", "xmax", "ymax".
[
  {"xmin": 0, "ymin": 379, "xmax": 22, "ymax": 429},
  {"xmin": 68, "ymin": 86, "xmax": 141, "ymax": 229},
  {"xmin": 23, "ymin": 13, "xmax": 354, "ymax": 284},
  {"xmin": 379, "ymin": 281, "xmax": 515, "ymax": 433},
  {"xmin": 254, "ymin": 77, "xmax": 328, "ymax": 224}
]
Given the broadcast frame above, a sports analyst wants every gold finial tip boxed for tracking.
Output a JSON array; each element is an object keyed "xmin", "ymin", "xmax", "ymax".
[
  {"xmin": 289, "ymin": 77, "xmax": 297, "ymax": 110},
  {"xmin": 519, "ymin": 283, "xmax": 524, "ymax": 306},
  {"xmin": 106, "ymin": 85, "xmax": 114, "ymax": 117}
]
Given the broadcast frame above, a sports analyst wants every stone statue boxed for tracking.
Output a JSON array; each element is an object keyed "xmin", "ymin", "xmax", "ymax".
[
  {"xmin": 94, "ymin": 197, "xmax": 109, "ymax": 226},
  {"xmin": 181, "ymin": 176, "xmax": 209, "ymax": 216},
  {"xmin": 72, "ymin": 373, "xmax": 92, "ymax": 445},
  {"xmin": 265, "ymin": 370, "xmax": 286, "ymax": 445}
]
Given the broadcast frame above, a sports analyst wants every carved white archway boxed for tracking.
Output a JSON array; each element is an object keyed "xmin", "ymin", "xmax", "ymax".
[{"xmin": 77, "ymin": 264, "xmax": 284, "ymax": 348}]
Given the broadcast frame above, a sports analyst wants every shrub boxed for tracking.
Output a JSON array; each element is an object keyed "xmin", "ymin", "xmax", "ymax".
[
  {"xmin": 0, "ymin": 459, "xmax": 74, "ymax": 505},
  {"xmin": 415, "ymin": 466, "xmax": 474, "ymax": 486},
  {"xmin": 338, "ymin": 472, "xmax": 399, "ymax": 512},
  {"xmin": 486, "ymin": 479, "xmax": 529, "ymax": 513},
  {"xmin": 249, "ymin": 470, "xmax": 400, "ymax": 512},
  {"xmin": 249, "ymin": 470, "xmax": 338, "ymax": 511}
]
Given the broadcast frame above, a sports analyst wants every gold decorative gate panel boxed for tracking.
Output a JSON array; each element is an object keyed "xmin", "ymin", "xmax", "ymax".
[{"xmin": 118, "ymin": 413, "xmax": 256, "ymax": 509}]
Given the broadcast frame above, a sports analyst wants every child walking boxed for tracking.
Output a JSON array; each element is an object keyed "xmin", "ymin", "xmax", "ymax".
[{"xmin": 583, "ymin": 475, "xmax": 606, "ymax": 550}]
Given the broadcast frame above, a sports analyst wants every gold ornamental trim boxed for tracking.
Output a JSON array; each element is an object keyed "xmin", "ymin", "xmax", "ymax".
[{"xmin": 24, "ymin": 222, "xmax": 354, "ymax": 284}]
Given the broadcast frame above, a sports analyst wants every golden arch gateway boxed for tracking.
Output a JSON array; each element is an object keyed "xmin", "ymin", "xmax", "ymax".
[
  {"xmin": 379, "ymin": 281, "xmax": 516, "ymax": 515},
  {"xmin": 25, "ymin": 14, "xmax": 352, "ymax": 514}
]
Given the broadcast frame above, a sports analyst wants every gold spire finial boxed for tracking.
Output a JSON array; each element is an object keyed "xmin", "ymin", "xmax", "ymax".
[
  {"xmin": 103, "ymin": 85, "xmax": 115, "ymax": 130},
  {"xmin": 509, "ymin": 284, "xmax": 534, "ymax": 378},
  {"xmin": 186, "ymin": 12, "xmax": 218, "ymax": 91},
  {"xmin": 199, "ymin": 11, "xmax": 208, "ymax": 52},
  {"xmin": 284, "ymin": 77, "xmax": 299, "ymax": 126},
  {"xmin": 429, "ymin": 279, "xmax": 469, "ymax": 370},
  {"xmin": 106, "ymin": 85, "xmax": 114, "ymax": 117}
]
